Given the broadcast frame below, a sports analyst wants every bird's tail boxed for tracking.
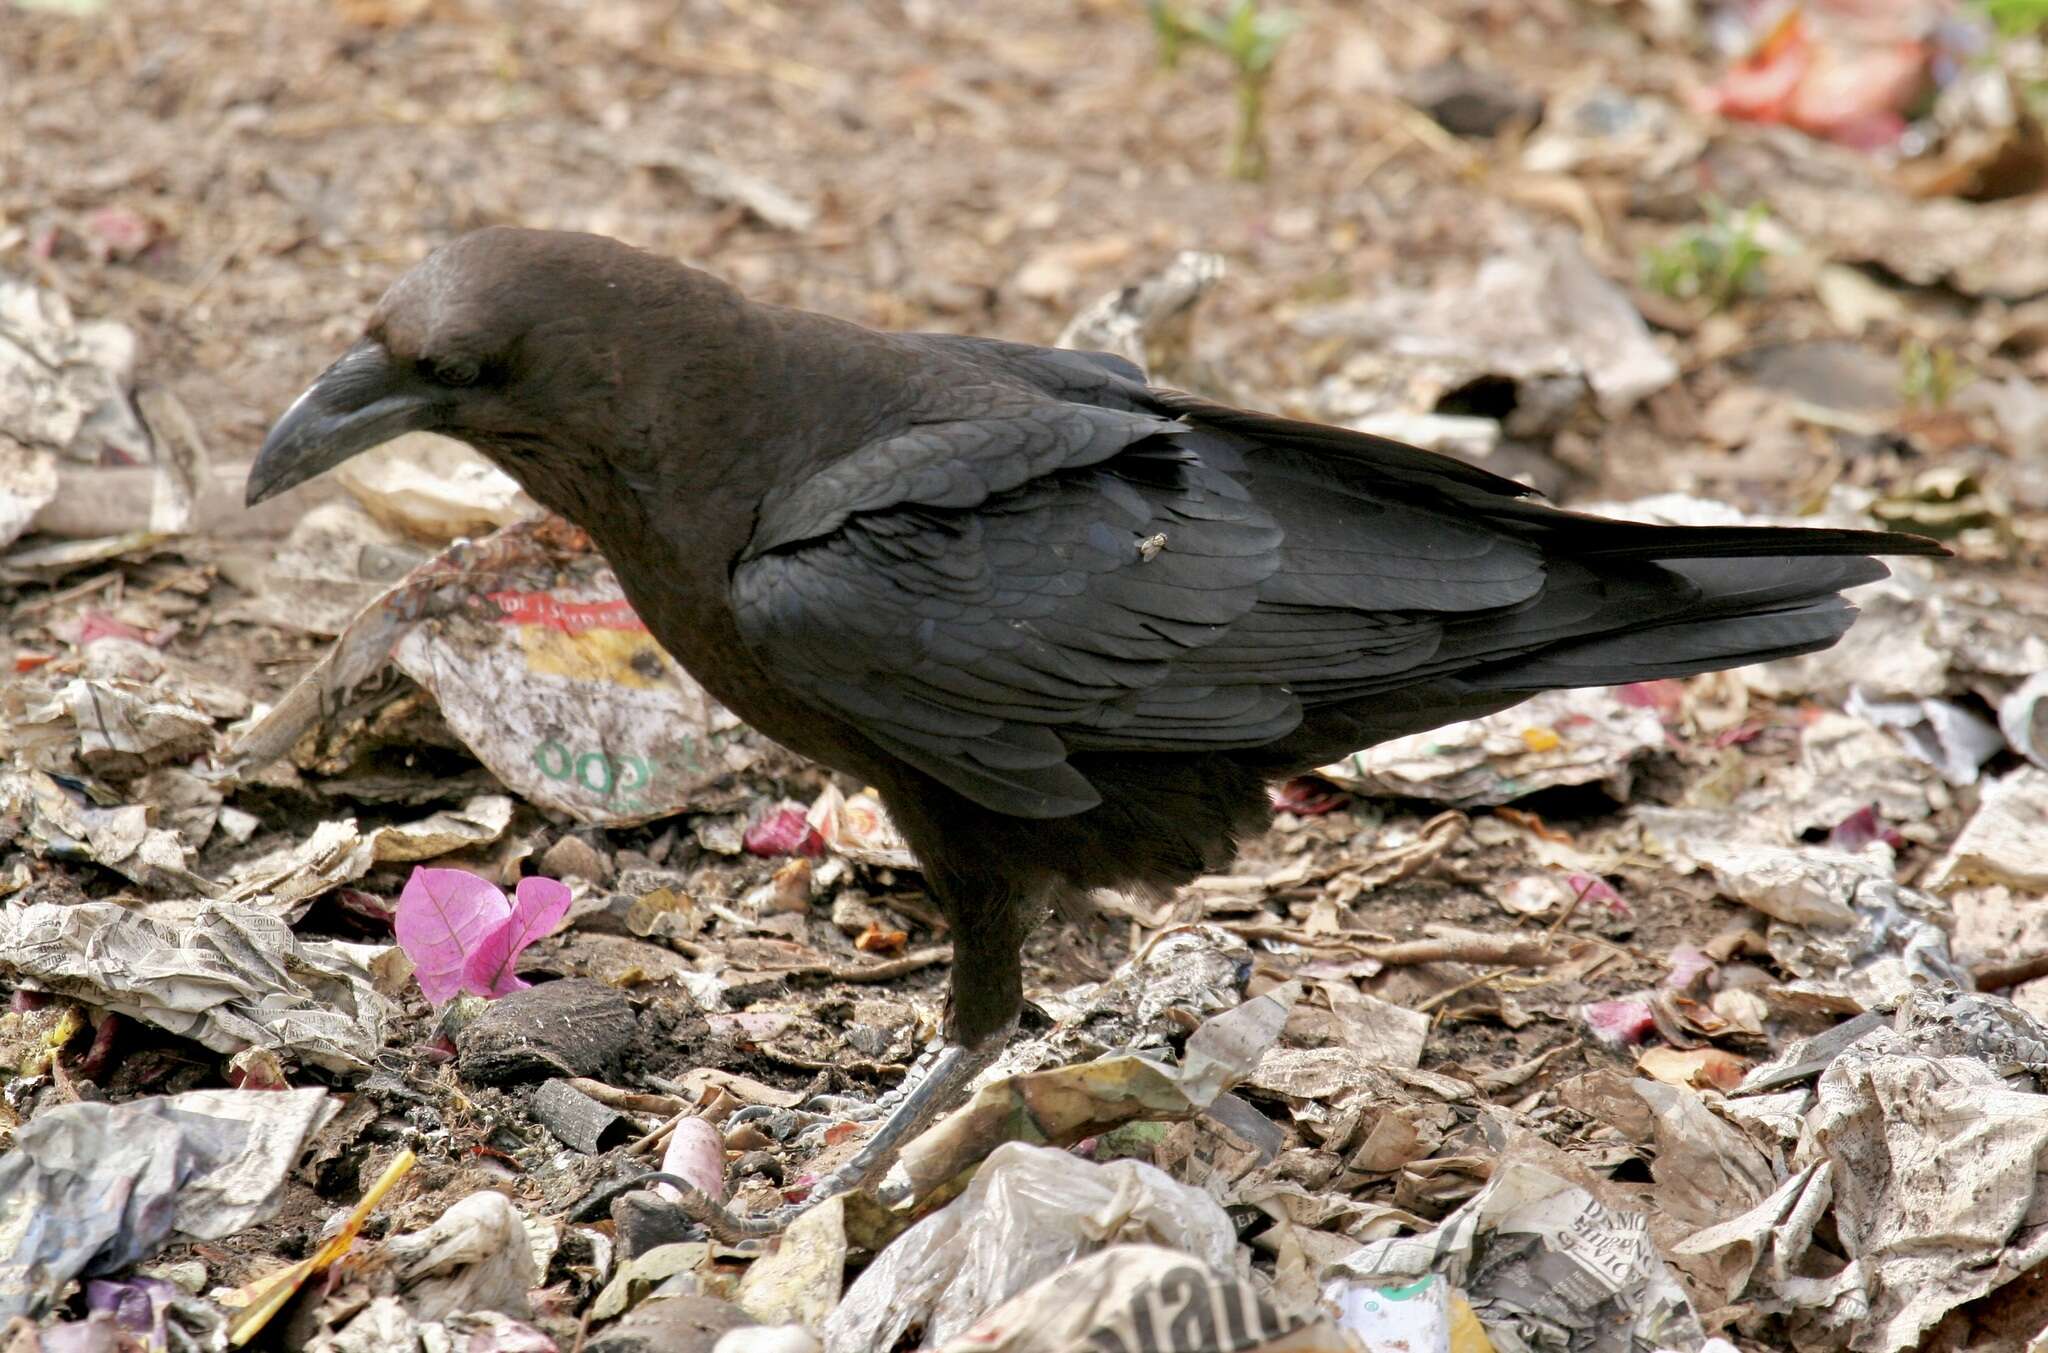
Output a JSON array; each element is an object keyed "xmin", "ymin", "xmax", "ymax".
[{"xmin": 1460, "ymin": 553, "xmax": 1889, "ymax": 691}]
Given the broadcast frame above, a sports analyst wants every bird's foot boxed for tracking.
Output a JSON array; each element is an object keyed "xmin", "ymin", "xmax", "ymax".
[
  {"xmin": 663, "ymin": 1038, "xmax": 999, "ymax": 1241},
  {"xmin": 723, "ymin": 1039, "xmax": 953, "ymax": 1142}
]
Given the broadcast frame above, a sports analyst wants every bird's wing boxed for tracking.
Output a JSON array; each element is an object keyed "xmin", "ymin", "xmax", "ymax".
[
  {"xmin": 731, "ymin": 375, "xmax": 1581, "ymax": 818},
  {"xmin": 744, "ymin": 384, "xmax": 1179, "ymax": 558},
  {"xmin": 733, "ymin": 413, "xmax": 1299, "ymax": 816}
]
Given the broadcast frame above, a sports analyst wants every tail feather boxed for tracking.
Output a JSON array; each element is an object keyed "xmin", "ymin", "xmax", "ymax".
[
  {"xmin": 1658, "ymin": 554, "xmax": 1891, "ymax": 606},
  {"xmin": 1538, "ymin": 513, "xmax": 1949, "ymax": 564},
  {"xmin": 1461, "ymin": 594, "xmax": 1860, "ymax": 691}
]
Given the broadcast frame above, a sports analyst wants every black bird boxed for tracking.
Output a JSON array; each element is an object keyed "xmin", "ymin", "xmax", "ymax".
[{"xmin": 249, "ymin": 227, "xmax": 1944, "ymax": 1229}]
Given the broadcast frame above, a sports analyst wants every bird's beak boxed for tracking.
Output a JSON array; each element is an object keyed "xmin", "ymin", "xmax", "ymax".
[{"xmin": 246, "ymin": 338, "xmax": 441, "ymax": 506}]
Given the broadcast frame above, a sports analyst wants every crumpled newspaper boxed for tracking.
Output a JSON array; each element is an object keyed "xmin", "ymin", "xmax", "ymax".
[
  {"xmin": 0, "ymin": 1088, "xmax": 337, "ymax": 1320},
  {"xmin": 1843, "ymin": 688, "xmax": 2005, "ymax": 787},
  {"xmin": 1925, "ymin": 766, "xmax": 2048, "ymax": 894},
  {"xmin": 1290, "ymin": 204, "xmax": 1677, "ymax": 425},
  {"xmin": 0, "ymin": 899, "xmax": 396, "ymax": 1073},
  {"xmin": 0, "ymin": 274, "xmax": 151, "ymax": 551},
  {"xmin": 217, "ymin": 498, "xmax": 430, "ymax": 638},
  {"xmin": 1056, "ymin": 250, "xmax": 1226, "ymax": 383},
  {"xmin": 1024, "ymin": 923, "xmax": 1255, "ymax": 1057},
  {"xmin": 1638, "ymin": 809, "xmax": 1967, "ymax": 1010},
  {"xmin": 932, "ymin": 1243, "xmax": 1347, "ymax": 1353},
  {"xmin": 1762, "ymin": 879, "xmax": 1966, "ymax": 1013},
  {"xmin": 1679, "ymin": 1021, "xmax": 2048, "ymax": 1353},
  {"xmin": 0, "ymin": 768, "xmax": 208, "ymax": 895},
  {"xmin": 1325, "ymin": 1150, "xmax": 1703, "ymax": 1353},
  {"xmin": 229, "ymin": 520, "xmax": 766, "ymax": 826},
  {"xmin": 1754, "ymin": 571, "xmax": 2047, "ymax": 705},
  {"xmin": 209, "ymin": 796, "xmax": 518, "ymax": 918},
  {"xmin": 1318, "ymin": 687, "xmax": 1666, "ymax": 808},
  {"xmin": 2, "ymin": 765, "xmax": 518, "ymax": 918},
  {"xmin": 2, "ymin": 631, "xmax": 251, "ymax": 782}
]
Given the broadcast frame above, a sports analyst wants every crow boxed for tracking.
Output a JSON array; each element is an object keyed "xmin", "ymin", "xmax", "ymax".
[{"xmin": 249, "ymin": 226, "xmax": 1944, "ymax": 1232}]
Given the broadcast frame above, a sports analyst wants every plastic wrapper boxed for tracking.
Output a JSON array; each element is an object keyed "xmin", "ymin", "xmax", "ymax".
[
  {"xmin": 391, "ymin": 538, "xmax": 759, "ymax": 825},
  {"xmin": 46, "ymin": 1275, "xmax": 230, "ymax": 1353},
  {"xmin": 0, "ymin": 1089, "xmax": 338, "ymax": 1320},
  {"xmin": 823, "ymin": 1145, "xmax": 1240, "ymax": 1353},
  {"xmin": 0, "ymin": 899, "xmax": 397, "ymax": 1072},
  {"xmin": 313, "ymin": 1297, "xmax": 558, "ymax": 1353},
  {"xmin": 1316, "ymin": 688, "xmax": 1665, "ymax": 809},
  {"xmin": 1326, "ymin": 1271, "xmax": 1497, "ymax": 1353},
  {"xmin": 932, "ymin": 1244, "xmax": 1348, "ymax": 1353}
]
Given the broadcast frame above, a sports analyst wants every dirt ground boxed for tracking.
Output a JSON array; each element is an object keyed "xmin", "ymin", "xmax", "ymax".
[{"xmin": 6, "ymin": 1, "xmax": 2048, "ymax": 1351}]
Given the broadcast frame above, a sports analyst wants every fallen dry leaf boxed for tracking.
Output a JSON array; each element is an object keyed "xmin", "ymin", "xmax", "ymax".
[{"xmin": 1636, "ymin": 1046, "xmax": 1748, "ymax": 1093}]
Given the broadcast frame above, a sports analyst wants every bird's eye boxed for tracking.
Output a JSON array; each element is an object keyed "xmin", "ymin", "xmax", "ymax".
[{"xmin": 431, "ymin": 356, "xmax": 480, "ymax": 388}]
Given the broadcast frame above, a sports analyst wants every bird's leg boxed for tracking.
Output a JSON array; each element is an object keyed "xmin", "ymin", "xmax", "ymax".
[{"xmin": 661, "ymin": 894, "xmax": 1029, "ymax": 1239}]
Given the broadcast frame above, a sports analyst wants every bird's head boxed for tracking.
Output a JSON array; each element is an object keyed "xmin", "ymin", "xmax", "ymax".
[{"xmin": 247, "ymin": 226, "xmax": 731, "ymax": 509}]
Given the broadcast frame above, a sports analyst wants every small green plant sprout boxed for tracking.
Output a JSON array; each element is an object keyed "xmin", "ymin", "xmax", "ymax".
[
  {"xmin": 1147, "ymin": 0, "xmax": 1299, "ymax": 181},
  {"xmin": 1899, "ymin": 338, "xmax": 1974, "ymax": 409},
  {"xmin": 1641, "ymin": 199, "xmax": 1773, "ymax": 310},
  {"xmin": 1147, "ymin": 0, "xmax": 1194, "ymax": 70},
  {"xmin": 1976, "ymin": 0, "xmax": 2048, "ymax": 37}
]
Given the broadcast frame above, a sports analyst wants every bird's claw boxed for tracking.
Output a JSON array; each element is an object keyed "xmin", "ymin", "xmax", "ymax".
[
  {"xmin": 662, "ymin": 1037, "xmax": 1002, "ymax": 1239},
  {"xmin": 798, "ymin": 1093, "xmax": 885, "ymax": 1120},
  {"xmin": 726, "ymin": 1104, "xmax": 840, "ymax": 1139}
]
